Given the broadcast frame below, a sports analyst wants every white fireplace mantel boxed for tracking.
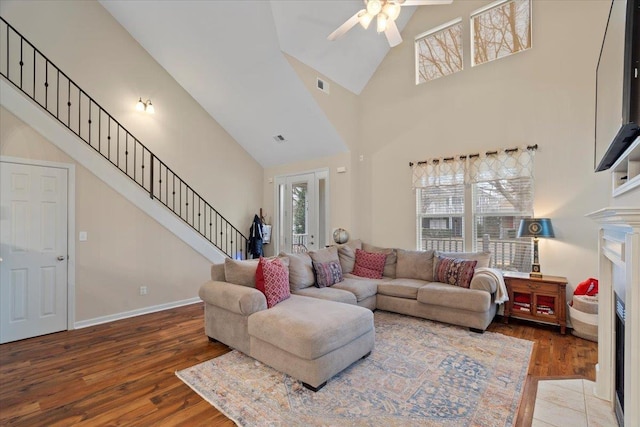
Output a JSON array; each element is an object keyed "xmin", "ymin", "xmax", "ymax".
[{"xmin": 587, "ymin": 207, "xmax": 640, "ymax": 427}]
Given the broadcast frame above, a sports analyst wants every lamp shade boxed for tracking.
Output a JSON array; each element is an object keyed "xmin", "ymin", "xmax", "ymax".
[{"xmin": 517, "ymin": 218, "xmax": 555, "ymax": 238}]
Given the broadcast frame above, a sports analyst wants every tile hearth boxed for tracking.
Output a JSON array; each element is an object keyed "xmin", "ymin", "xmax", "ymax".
[{"xmin": 532, "ymin": 379, "xmax": 618, "ymax": 427}]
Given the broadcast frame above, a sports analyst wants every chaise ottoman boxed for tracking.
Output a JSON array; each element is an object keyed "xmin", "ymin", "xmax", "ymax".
[{"xmin": 248, "ymin": 295, "xmax": 375, "ymax": 391}]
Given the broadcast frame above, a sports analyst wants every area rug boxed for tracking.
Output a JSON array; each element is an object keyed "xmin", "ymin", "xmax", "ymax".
[{"xmin": 176, "ymin": 311, "xmax": 533, "ymax": 426}]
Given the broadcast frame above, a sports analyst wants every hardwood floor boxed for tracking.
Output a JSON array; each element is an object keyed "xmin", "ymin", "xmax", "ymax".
[{"xmin": 0, "ymin": 303, "xmax": 597, "ymax": 426}]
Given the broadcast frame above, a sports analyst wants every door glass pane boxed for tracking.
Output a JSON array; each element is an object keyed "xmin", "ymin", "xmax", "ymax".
[{"xmin": 292, "ymin": 182, "xmax": 308, "ymax": 253}]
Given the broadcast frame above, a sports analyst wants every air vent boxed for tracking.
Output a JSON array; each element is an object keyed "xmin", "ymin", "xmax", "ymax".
[
  {"xmin": 273, "ymin": 134, "xmax": 286, "ymax": 143},
  {"xmin": 316, "ymin": 77, "xmax": 330, "ymax": 94}
]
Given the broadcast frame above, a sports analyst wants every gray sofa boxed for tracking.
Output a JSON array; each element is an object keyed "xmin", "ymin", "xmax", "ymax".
[{"xmin": 198, "ymin": 240, "xmax": 502, "ymax": 390}]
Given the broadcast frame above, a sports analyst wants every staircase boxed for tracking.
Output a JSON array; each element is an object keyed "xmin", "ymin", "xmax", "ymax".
[{"xmin": 0, "ymin": 17, "xmax": 247, "ymax": 260}]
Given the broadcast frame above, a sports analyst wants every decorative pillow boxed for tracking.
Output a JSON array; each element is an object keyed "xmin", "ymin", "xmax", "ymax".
[
  {"xmin": 435, "ymin": 256, "xmax": 478, "ymax": 288},
  {"xmin": 312, "ymin": 260, "xmax": 343, "ymax": 288},
  {"xmin": 436, "ymin": 251, "xmax": 491, "ymax": 269},
  {"xmin": 255, "ymin": 257, "xmax": 290, "ymax": 308},
  {"xmin": 279, "ymin": 251, "xmax": 315, "ymax": 291},
  {"xmin": 352, "ymin": 249, "xmax": 387, "ymax": 279},
  {"xmin": 362, "ymin": 243, "xmax": 397, "ymax": 278},
  {"xmin": 224, "ymin": 258, "xmax": 260, "ymax": 287}
]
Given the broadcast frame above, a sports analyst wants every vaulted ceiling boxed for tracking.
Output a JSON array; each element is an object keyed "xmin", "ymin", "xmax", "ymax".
[{"xmin": 100, "ymin": 1, "xmax": 421, "ymax": 167}]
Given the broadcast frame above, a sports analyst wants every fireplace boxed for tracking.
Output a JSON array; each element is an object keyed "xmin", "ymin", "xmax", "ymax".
[
  {"xmin": 587, "ymin": 207, "xmax": 639, "ymax": 427},
  {"xmin": 615, "ymin": 293, "xmax": 625, "ymax": 425}
]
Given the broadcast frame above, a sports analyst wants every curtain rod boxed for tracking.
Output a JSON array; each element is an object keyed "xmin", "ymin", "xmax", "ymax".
[{"xmin": 408, "ymin": 144, "xmax": 538, "ymax": 167}]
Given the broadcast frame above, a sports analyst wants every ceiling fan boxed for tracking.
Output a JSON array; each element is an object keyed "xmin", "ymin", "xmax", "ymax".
[{"xmin": 327, "ymin": 0, "xmax": 453, "ymax": 47}]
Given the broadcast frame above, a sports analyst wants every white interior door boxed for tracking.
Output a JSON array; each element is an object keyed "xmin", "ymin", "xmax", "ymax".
[{"xmin": 0, "ymin": 162, "xmax": 68, "ymax": 343}]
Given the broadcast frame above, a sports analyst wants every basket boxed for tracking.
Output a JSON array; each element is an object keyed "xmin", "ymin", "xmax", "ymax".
[{"xmin": 568, "ymin": 295, "xmax": 598, "ymax": 342}]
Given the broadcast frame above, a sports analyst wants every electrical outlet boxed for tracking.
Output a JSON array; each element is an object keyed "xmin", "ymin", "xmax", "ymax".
[{"xmin": 139, "ymin": 286, "xmax": 148, "ymax": 296}]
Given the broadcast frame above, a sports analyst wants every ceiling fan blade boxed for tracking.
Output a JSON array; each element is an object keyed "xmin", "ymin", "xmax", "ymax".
[
  {"xmin": 384, "ymin": 19, "xmax": 402, "ymax": 47},
  {"xmin": 327, "ymin": 9, "xmax": 364, "ymax": 41},
  {"xmin": 399, "ymin": 0, "xmax": 453, "ymax": 6}
]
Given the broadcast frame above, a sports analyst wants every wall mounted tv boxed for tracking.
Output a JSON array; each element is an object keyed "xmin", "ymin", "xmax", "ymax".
[{"xmin": 594, "ymin": 0, "xmax": 640, "ymax": 172}]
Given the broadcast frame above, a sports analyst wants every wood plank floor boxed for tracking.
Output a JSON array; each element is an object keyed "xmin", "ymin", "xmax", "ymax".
[{"xmin": 0, "ymin": 303, "xmax": 597, "ymax": 426}]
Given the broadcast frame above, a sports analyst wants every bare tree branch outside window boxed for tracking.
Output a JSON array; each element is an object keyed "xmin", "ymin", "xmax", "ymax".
[
  {"xmin": 415, "ymin": 19, "xmax": 463, "ymax": 85},
  {"xmin": 471, "ymin": 0, "xmax": 531, "ymax": 67}
]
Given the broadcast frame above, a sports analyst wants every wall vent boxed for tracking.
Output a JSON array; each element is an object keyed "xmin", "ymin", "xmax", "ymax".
[
  {"xmin": 273, "ymin": 134, "xmax": 286, "ymax": 143},
  {"xmin": 316, "ymin": 77, "xmax": 330, "ymax": 94}
]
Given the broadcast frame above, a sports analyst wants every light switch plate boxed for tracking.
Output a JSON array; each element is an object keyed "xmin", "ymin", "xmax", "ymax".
[{"xmin": 79, "ymin": 231, "xmax": 87, "ymax": 241}]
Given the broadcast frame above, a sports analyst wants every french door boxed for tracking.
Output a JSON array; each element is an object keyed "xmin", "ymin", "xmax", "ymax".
[
  {"xmin": 0, "ymin": 161, "xmax": 69, "ymax": 343},
  {"xmin": 275, "ymin": 170, "xmax": 328, "ymax": 254}
]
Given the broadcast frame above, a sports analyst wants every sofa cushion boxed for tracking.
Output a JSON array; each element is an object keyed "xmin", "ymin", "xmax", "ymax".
[
  {"xmin": 309, "ymin": 246, "xmax": 340, "ymax": 264},
  {"xmin": 331, "ymin": 277, "xmax": 379, "ymax": 302},
  {"xmin": 362, "ymin": 243, "xmax": 397, "ymax": 278},
  {"xmin": 312, "ymin": 260, "xmax": 343, "ymax": 288},
  {"xmin": 292, "ymin": 286, "xmax": 357, "ymax": 305},
  {"xmin": 248, "ymin": 295, "xmax": 373, "ymax": 360},
  {"xmin": 436, "ymin": 251, "xmax": 492, "ymax": 268},
  {"xmin": 352, "ymin": 249, "xmax": 387, "ymax": 279},
  {"xmin": 224, "ymin": 258, "xmax": 260, "ymax": 287},
  {"xmin": 211, "ymin": 263, "xmax": 226, "ymax": 281},
  {"xmin": 279, "ymin": 251, "xmax": 315, "ymax": 291},
  {"xmin": 396, "ymin": 249, "xmax": 435, "ymax": 281},
  {"xmin": 417, "ymin": 283, "xmax": 492, "ymax": 313},
  {"xmin": 377, "ymin": 278, "xmax": 429, "ymax": 299},
  {"xmin": 337, "ymin": 240, "xmax": 363, "ymax": 274},
  {"xmin": 256, "ymin": 257, "xmax": 290, "ymax": 308},
  {"xmin": 435, "ymin": 256, "xmax": 477, "ymax": 288}
]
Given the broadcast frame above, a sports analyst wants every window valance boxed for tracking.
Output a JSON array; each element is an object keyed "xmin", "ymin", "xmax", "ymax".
[{"xmin": 411, "ymin": 145, "xmax": 537, "ymax": 188}]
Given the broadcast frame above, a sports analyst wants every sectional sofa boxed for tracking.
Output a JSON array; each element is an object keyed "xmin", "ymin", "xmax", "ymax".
[{"xmin": 199, "ymin": 240, "xmax": 505, "ymax": 390}]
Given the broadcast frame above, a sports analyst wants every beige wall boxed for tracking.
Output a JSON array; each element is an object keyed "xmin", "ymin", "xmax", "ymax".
[
  {"xmin": 355, "ymin": 0, "xmax": 613, "ymax": 291},
  {"xmin": 1, "ymin": 107, "xmax": 212, "ymax": 322},
  {"xmin": 0, "ymin": 0, "xmax": 264, "ymax": 322},
  {"xmin": 0, "ymin": 0, "xmax": 263, "ymax": 230},
  {"xmin": 274, "ymin": 0, "xmax": 616, "ymax": 294}
]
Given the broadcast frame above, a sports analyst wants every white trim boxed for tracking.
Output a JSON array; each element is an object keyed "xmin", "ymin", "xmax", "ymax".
[
  {"xmin": 0, "ymin": 156, "xmax": 77, "ymax": 331},
  {"xmin": 74, "ymin": 297, "xmax": 202, "ymax": 329},
  {"xmin": 0, "ymin": 78, "xmax": 227, "ymax": 265},
  {"xmin": 470, "ymin": 0, "xmax": 511, "ymax": 18},
  {"xmin": 415, "ymin": 17, "xmax": 463, "ymax": 41}
]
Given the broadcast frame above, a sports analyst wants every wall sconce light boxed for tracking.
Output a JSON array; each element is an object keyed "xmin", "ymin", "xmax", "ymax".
[{"xmin": 136, "ymin": 97, "xmax": 154, "ymax": 114}]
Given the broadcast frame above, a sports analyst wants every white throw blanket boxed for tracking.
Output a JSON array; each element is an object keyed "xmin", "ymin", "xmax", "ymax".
[{"xmin": 475, "ymin": 267, "xmax": 509, "ymax": 304}]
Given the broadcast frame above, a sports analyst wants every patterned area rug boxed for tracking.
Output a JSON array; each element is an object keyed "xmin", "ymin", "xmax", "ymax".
[{"xmin": 177, "ymin": 311, "xmax": 533, "ymax": 426}]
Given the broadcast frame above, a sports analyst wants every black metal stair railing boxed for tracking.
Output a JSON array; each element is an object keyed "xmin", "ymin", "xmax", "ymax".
[{"xmin": 0, "ymin": 17, "xmax": 247, "ymax": 260}]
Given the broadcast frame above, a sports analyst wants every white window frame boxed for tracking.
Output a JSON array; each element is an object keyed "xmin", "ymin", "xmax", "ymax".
[
  {"xmin": 470, "ymin": 0, "xmax": 532, "ymax": 67},
  {"xmin": 414, "ymin": 18, "xmax": 464, "ymax": 85}
]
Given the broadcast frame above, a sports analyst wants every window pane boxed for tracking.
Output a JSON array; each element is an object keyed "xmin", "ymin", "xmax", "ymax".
[
  {"xmin": 417, "ymin": 186, "xmax": 465, "ymax": 252},
  {"xmin": 472, "ymin": 0, "xmax": 531, "ymax": 67},
  {"xmin": 415, "ymin": 19, "xmax": 463, "ymax": 84},
  {"xmin": 473, "ymin": 177, "xmax": 533, "ymax": 272}
]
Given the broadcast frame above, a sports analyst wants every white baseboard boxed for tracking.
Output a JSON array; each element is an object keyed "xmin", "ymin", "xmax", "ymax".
[{"xmin": 74, "ymin": 297, "xmax": 202, "ymax": 329}]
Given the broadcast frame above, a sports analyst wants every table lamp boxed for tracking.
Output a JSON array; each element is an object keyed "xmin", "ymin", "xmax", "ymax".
[{"xmin": 517, "ymin": 218, "xmax": 555, "ymax": 278}]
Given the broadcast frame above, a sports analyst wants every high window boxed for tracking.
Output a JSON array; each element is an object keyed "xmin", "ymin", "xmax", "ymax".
[
  {"xmin": 415, "ymin": 18, "xmax": 463, "ymax": 84},
  {"xmin": 413, "ymin": 147, "xmax": 535, "ymax": 271},
  {"xmin": 471, "ymin": 0, "xmax": 532, "ymax": 67}
]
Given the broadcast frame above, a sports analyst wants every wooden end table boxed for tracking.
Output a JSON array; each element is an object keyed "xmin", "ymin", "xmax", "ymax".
[{"xmin": 503, "ymin": 271, "xmax": 568, "ymax": 334}]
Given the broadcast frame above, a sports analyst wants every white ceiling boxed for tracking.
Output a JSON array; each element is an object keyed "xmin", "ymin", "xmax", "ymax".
[{"xmin": 100, "ymin": 1, "xmax": 419, "ymax": 168}]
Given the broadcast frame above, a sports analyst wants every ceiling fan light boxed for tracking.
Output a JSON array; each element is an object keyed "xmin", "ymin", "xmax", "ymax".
[
  {"xmin": 366, "ymin": 0, "xmax": 383, "ymax": 16},
  {"xmin": 376, "ymin": 13, "xmax": 388, "ymax": 33},
  {"xmin": 359, "ymin": 12, "xmax": 374, "ymax": 30},
  {"xmin": 383, "ymin": 3, "xmax": 401, "ymax": 21}
]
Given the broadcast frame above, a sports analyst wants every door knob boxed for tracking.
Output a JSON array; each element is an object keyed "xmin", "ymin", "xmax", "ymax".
[{"xmin": 57, "ymin": 256, "xmax": 66, "ymax": 261}]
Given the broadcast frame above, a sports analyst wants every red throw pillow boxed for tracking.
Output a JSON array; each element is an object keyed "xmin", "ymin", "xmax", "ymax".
[
  {"xmin": 574, "ymin": 278, "xmax": 598, "ymax": 296},
  {"xmin": 255, "ymin": 257, "xmax": 290, "ymax": 308},
  {"xmin": 435, "ymin": 256, "xmax": 477, "ymax": 288},
  {"xmin": 352, "ymin": 249, "xmax": 387, "ymax": 279}
]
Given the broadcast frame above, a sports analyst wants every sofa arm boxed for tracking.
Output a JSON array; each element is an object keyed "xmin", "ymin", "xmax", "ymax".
[
  {"xmin": 199, "ymin": 280, "xmax": 267, "ymax": 316},
  {"xmin": 470, "ymin": 268, "xmax": 500, "ymax": 294}
]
